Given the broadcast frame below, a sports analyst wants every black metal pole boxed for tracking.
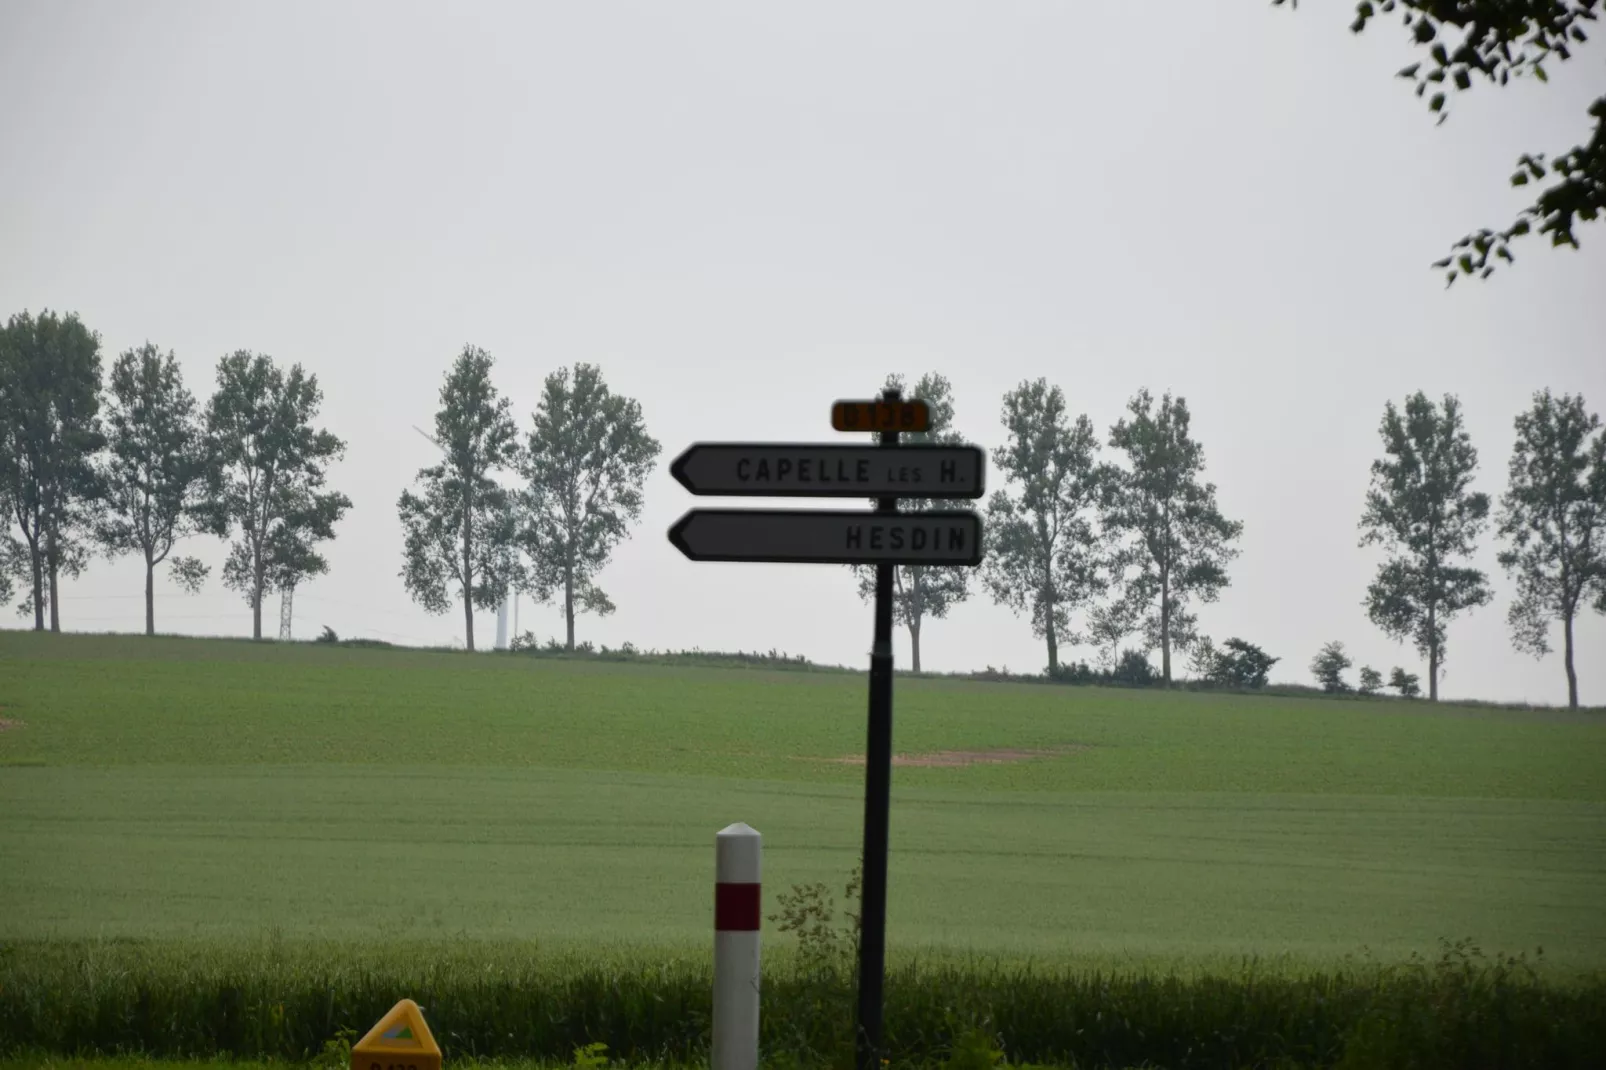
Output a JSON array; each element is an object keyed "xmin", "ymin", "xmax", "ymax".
[{"xmin": 856, "ymin": 388, "xmax": 899, "ymax": 1070}]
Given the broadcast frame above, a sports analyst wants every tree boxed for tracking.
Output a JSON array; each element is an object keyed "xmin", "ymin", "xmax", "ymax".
[
  {"xmin": 1211, "ymin": 637, "xmax": 1280, "ymax": 689},
  {"xmin": 853, "ymin": 373, "xmax": 975, "ymax": 673},
  {"xmin": 1311, "ymin": 641, "xmax": 1354, "ymax": 693},
  {"xmin": 1106, "ymin": 390, "xmax": 1243, "ymax": 686},
  {"xmin": 1276, "ymin": 1, "xmax": 1603, "ymax": 284},
  {"xmin": 199, "ymin": 352, "xmax": 351, "ymax": 640},
  {"xmin": 982, "ymin": 379, "xmax": 1107, "ymax": 675},
  {"xmin": 1111, "ymin": 648, "xmax": 1158, "ymax": 686},
  {"xmin": 1359, "ymin": 392, "xmax": 1491, "ymax": 702},
  {"xmin": 1389, "ymin": 666, "xmax": 1423, "ymax": 698},
  {"xmin": 1358, "ymin": 665, "xmax": 1385, "ymax": 695},
  {"xmin": 1188, "ymin": 636, "xmax": 1220, "ymax": 682},
  {"xmin": 0, "ymin": 310, "xmax": 104, "ymax": 632},
  {"xmin": 1086, "ymin": 593, "xmax": 1143, "ymax": 672},
  {"xmin": 518, "ymin": 363, "xmax": 659, "ymax": 651},
  {"xmin": 398, "ymin": 346, "xmax": 523, "ymax": 652},
  {"xmin": 94, "ymin": 343, "xmax": 212, "ymax": 635},
  {"xmin": 1496, "ymin": 390, "xmax": 1606, "ymax": 708}
]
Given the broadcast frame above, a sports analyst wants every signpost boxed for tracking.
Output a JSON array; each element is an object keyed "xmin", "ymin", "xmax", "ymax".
[{"xmin": 668, "ymin": 389, "xmax": 986, "ymax": 1070}]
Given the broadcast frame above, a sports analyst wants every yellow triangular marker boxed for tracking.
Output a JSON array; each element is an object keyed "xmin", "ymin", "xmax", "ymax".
[{"xmin": 351, "ymin": 998, "xmax": 441, "ymax": 1070}]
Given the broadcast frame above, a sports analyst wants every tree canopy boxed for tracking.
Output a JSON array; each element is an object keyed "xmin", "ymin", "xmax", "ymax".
[
  {"xmin": 1276, "ymin": 0, "xmax": 1603, "ymax": 283},
  {"xmin": 398, "ymin": 346, "xmax": 522, "ymax": 651},
  {"xmin": 1359, "ymin": 392, "xmax": 1491, "ymax": 700},
  {"xmin": 518, "ymin": 363, "xmax": 659, "ymax": 651},
  {"xmin": 1496, "ymin": 390, "xmax": 1605, "ymax": 707},
  {"xmin": 199, "ymin": 352, "xmax": 351, "ymax": 640}
]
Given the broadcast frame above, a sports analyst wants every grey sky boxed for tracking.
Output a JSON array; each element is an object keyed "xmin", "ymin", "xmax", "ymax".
[{"xmin": 2, "ymin": 1, "xmax": 1602, "ymax": 703}]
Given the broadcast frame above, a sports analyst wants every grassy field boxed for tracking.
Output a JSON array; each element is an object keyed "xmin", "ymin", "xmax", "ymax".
[{"xmin": 2, "ymin": 631, "xmax": 1605, "ymax": 969}]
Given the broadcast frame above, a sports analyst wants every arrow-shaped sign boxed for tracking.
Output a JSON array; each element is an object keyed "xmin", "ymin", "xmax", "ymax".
[
  {"xmin": 669, "ymin": 443, "xmax": 985, "ymax": 499},
  {"xmin": 668, "ymin": 509, "xmax": 983, "ymax": 566}
]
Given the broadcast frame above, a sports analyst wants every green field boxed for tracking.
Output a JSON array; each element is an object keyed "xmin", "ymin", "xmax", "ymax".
[{"xmin": 2, "ymin": 631, "xmax": 1605, "ymax": 969}]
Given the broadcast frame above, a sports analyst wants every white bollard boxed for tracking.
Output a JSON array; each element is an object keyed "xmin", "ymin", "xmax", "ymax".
[{"xmin": 713, "ymin": 822, "xmax": 761, "ymax": 1070}]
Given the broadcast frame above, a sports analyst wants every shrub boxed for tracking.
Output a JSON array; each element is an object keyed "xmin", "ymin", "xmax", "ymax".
[
  {"xmin": 1357, "ymin": 666, "xmax": 1383, "ymax": 695},
  {"xmin": 1111, "ymin": 648, "xmax": 1157, "ymax": 686},
  {"xmin": 315, "ymin": 626, "xmax": 339, "ymax": 644},
  {"xmin": 1210, "ymin": 637, "xmax": 1279, "ymax": 689},
  {"xmin": 1389, "ymin": 666, "xmax": 1422, "ymax": 698},
  {"xmin": 1310, "ymin": 641, "xmax": 1353, "ymax": 693}
]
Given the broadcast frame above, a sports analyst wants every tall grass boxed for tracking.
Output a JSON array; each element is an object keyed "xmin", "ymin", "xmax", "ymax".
[{"xmin": 1, "ymin": 940, "xmax": 1601, "ymax": 1068}]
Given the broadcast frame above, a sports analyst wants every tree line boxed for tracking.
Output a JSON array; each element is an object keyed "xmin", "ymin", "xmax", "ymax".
[
  {"xmin": 867, "ymin": 371, "xmax": 1605, "ymax": 709},
  {"xmin": 0, "ymin": 313, "xmax": 660, "ymax": 651},
  {"xmin": 4, "ymin": 309, "xmax": 1603, "ymax": 706}
]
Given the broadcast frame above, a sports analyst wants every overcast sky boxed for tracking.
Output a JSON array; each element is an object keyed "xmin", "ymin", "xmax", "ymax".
[{"xmin": 2, "ymin": 1, "xmax": 1602, "ymax": 703}]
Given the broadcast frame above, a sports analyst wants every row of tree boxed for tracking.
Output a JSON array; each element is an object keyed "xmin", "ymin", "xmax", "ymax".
[
  {"xmin": 6, "ymin": 309, "xmax": 1603, "ymax": 706},
  {"xmin": 0, "ymin": 311, "xmax": 350, "ymax": 639},
  {"xmin": 869, "ymin": 374, "xmax": 1605, "ymax": 709},
  {"xmin": 396, "ymin": 348, "xmax": 658, "ymax": 652},
  {"xmin": 858, "ymin": 373, "xmax": 1242, "ymax": 689},
  {"xmin": 0, "ymin": 314, "xmax": 663, "ymax": 653}
]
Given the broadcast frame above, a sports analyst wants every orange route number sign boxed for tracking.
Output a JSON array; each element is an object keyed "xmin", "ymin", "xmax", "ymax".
[{"xmin": 831, "ymin": 399, "xmax": 929, "ymax": 434}]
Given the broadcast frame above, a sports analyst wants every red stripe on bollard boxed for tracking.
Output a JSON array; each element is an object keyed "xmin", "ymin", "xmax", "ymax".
[{"xmin": 715, "ymin": 882, "xmax": 761, "ymax": 931}]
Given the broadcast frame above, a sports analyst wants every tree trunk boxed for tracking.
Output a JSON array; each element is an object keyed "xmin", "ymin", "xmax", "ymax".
[
  {"xmin": 1563, "ymin": 611, "xmax": 1578, "ymax": 709},
  {"xmin": 1159, "ymin": 573, "xmax": 1172, "ymax": 686},
  {"xmin": 46, "ymin": 530, "xmax": 60, "ymax": 633},
  {"xmin": 565, "ymin": 567, "xmax": 576, "ymax": 651},
  {"xmin": 1427, "ymin": 603, "xmax": 1438, "ymax": 702},
  {"xmin": 1045, "ymin": 613, "xmax": 1059, "ymax": 676},
  {"xmin": 144, "ymin": 554, "xmax": 155, "ymax": 636},
  {"xmin": 29, "ymin": 540, "xmax": 44, "ymax": 632},
  {"xmin": 462, "ymin": 495, "xmax": 475, "ymax": 652},
  {"xmin": 251, "ymin": 568, "xmax": 263, "ymax": 640},
  {"xmin": 909, "ymin": 616, "xmax": 922, "ymax": 674}
]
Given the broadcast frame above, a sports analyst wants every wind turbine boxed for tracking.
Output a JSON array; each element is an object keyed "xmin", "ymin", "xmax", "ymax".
[{"xmin": 413, "ymin": 425, "xmax": 516, "ymax": 650}]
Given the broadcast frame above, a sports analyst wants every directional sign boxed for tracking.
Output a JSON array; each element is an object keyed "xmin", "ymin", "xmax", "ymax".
[
  {"xmin": 669, "ymin": 509, "xmax": 982, "ymax": 566},
  {"xmin": 670, "ymin": 443, "xmax": 985, "ymax": 499},
  {"xmin": 832, "ymin": 399, "xmax": 930, "ymax": 433}
]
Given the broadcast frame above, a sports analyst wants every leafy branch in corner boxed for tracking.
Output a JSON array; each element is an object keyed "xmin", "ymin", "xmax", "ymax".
[{"xmin": 1276, "ymin": 1, "xmax": 1603, "ymax": 283}]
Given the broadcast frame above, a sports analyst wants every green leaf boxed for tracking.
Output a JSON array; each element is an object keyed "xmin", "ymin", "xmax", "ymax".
[
  {"xmin": 1512, "ymin": 172, "xmax": 1529, "ymax": 187},
  {"xmin": 1413, "ymin": 18, "xmax": 1435, "ymax": 43},
  {"xmin": 1534, "ymin": 64, "xmax": 1548, "ymax": 83},
  {"xmin": 1458, "ymin": 255, "xmax": 1473, "ymax": 273},
  {"xmin": 1431, "ymin": 44, "xmax": 1448, "ymax": 65},
  {"xmin": 1429, "ymin": 92, "xmax": 1446, "ymax": 112},
  {"xmin": 1453, "ymin": 69, "xmax": 1470, "ymax": 90},
  {"xmin": 1396, "ymin": 62, "xmax": 1420, "ymax": 79}
]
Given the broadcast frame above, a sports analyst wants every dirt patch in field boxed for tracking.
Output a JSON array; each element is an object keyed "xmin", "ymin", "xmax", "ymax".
[
  {"xmin": 808, "ymin": 744, "xmax": 1090, "ymax": 768},
  {"xmin": 0, "ymin": 717, "xmax": 24, "ymax": 732}
]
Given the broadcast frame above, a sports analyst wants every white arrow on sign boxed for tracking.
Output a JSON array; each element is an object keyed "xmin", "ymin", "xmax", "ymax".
[
  {"xmin": 668, "ymin": 509, "xmax": 983, "ymax": 566},
  {"xmin": 669, "ymin": 443, "xmax": 985, "ymax": 499}
]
